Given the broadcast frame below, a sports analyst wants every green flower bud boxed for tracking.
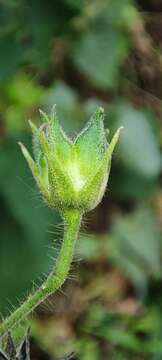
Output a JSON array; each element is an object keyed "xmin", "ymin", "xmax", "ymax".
[{"xmin": 19, "ymin": 106, "xmax": 122, "ymax": 213}]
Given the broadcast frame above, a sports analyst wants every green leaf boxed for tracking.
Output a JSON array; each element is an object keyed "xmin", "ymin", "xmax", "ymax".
[
  {"xmin": 110, "ymin": 207, "xmax": 162, "ymax": 293},
  {"xmin": 110, "ymin": 100, "xmax": 161, "ymax": 178},
  {"xmin": 0, "ymin": 33, "xmax": 24, "ymax": 81},
  {"xmin": 73, "ymin": 19, "xmax": 129, "ymax": 89}
]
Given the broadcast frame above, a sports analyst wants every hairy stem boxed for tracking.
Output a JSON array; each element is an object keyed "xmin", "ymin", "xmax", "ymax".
[{"xmin": 0, "ymin": 209, "xmax": 82, "ymax": 338}]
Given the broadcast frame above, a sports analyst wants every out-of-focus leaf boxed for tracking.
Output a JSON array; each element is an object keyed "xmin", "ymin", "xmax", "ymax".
[
  {"xmin": 100, "ymin": 328, "xmax": 140, "ymax": 351},
  {"xmin": 78, "ymin": 206, "xmax": 162, "ymax": 291},
  {"xmin": 0, "ymin": 33, "xmax": 24, "ymax": 81},
  {"xmin": 100, "ymin": 0, "xmax": 140, "ymax": 28},
  {"xmin": 3, "ymin": 73, "xmax": 43, "ymax": 108},
  {"xmin": 76, "ymin": 233, "xmax": 100, "ymax": 261},
  {"xmin": 111, "ymin": 166, "xmax": 159, "ymax": 199},
  {"xmin": 110, "ymin": 207, "xmax": 162, "ymax": 294},
  {"xmin": 73, "ymin": 14, "xmax": 129, "ymax": 89},
  {"xmin": 132, "ymin": 307, "xmax": 161, "ymax": 333},
  {"xmin": 76, "ymin": 338, "xmax": 100, "ymax": 360},
  {"xmin": 110, "ymin": 101, "xmax": 161, "ymax": 177},
  {"xmin": 25, "ymin": 0, "xmax": 80, "ymax": 69},
  {"xmin": 64, "ymin": 0, "xmax": 83, "ymax": 10},
  {"xmin": 0, "ymin": 74, "xmax": 43, "ymax": 132},
  {"xmin": 108, "ymin": 100, "xmax": 161, "ymax": 199},
  {"xmin": 82, "ymin": 303, "xmax": 141, "ymax": 353}
]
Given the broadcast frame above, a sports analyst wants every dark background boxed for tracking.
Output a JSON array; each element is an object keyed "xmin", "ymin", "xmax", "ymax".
[{"xmin": 1, "ymin": 1, "xmax": 162, "ymax": 359}]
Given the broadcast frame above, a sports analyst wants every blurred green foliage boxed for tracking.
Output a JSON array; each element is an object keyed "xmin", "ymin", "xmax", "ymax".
[{"xmin": 0, "ymin": 0, "xmax": 162, "ymax": 359}]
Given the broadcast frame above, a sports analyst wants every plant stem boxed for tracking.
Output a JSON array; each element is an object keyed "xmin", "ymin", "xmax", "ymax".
[{"xmin": 0, "ymin": 208, "xmax": 82, "ymax": 338}]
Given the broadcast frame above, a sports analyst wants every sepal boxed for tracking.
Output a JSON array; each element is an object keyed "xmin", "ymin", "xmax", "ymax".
[
  {"xmin": 18, "ymin": 142, "xmax": 50, "ymax": 203},
  {"xmin": 75, "ymin": 107, "xmax": 107, "ymax": 175}
]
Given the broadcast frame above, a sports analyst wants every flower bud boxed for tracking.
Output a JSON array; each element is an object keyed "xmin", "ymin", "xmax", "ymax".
[{"xmin": 19, "ymin": 106, "xmax": 122, "ymax": 213}]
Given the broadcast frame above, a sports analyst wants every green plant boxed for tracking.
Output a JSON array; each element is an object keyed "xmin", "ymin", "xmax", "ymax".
[{"xmin": 0, "ymin": 106, "xmax": 122, "ymax": 338}]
